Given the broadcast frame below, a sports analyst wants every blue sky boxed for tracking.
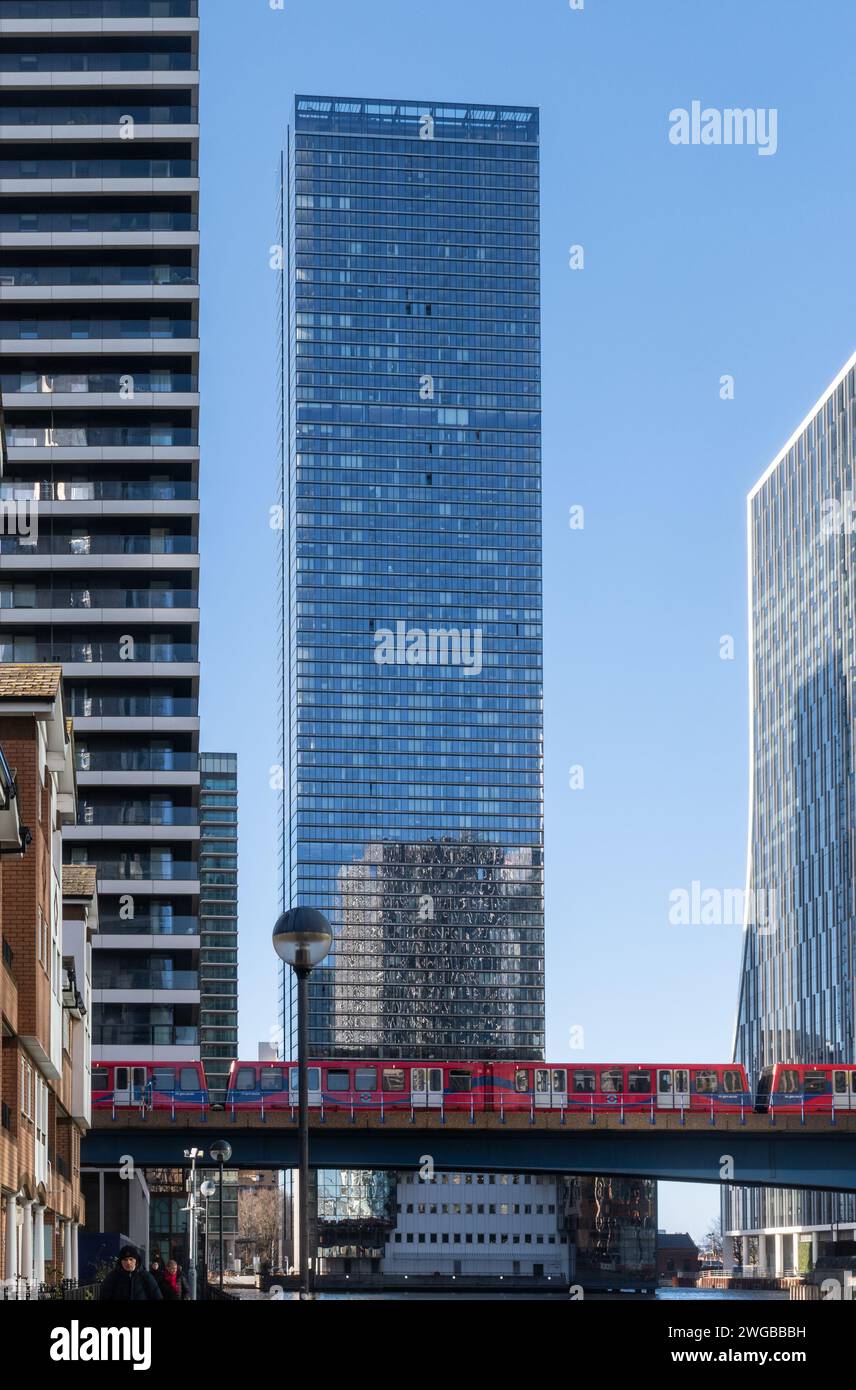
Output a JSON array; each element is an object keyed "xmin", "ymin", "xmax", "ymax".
[{"xmin": 196, "ymin": 0, "xmax": 856, "ymax": 1240}]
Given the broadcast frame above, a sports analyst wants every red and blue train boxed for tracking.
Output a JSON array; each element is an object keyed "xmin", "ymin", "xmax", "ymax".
[{"xmin": 91, "ymin": 1059, "xmax": 856, "ymax": 1115}]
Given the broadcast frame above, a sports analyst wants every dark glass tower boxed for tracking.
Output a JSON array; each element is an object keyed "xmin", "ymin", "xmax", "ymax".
[
  {"xmin": 199, "ymin": 753, "xmax": 238, "ymax": 1101},
  {"xmin": 278, "ymin": 95, "xmax": 545, "ymax": 1064}
]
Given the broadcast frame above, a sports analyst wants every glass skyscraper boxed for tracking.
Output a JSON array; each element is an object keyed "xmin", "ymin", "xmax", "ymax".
[
  {"xmin": 278, "ymin": 95, "xmax": 545, "ymax": 1064},
  {"xmin": 726, "ymin": 350, "xmax": 856, "ymax": 1271},
  {"xmin": 199, "ymin": 753, "xmax": 238, "ymax": 1100}
]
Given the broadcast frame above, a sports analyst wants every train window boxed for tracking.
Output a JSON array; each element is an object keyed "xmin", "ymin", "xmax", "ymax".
[
  {"xmin": 92, "ymin": 1068, "xmax": 110, "ymax": 1090},
  {"xmin": 552, "ymin": 1070, "xmax": 567, "ymax": 1093},
  {"xmin": 382, "ymin": 1069, "xmax": 405, "ymax": 1092},
  {"xmin": 429, "ymin": 1069, "xmax": 443, "ymax": 1091},
  {"xmin": 833, "ymin": 1071, "xmax": 848, "ymax": 1094},
  {"xmin": 288, "ymin": 1068, "xmax": 320, "ymax": 1090},
  {"xmin": 600, "ymin": 1070, "xmax": 623, "ymax": 1093},
  {"xmin": 674, "ymin": 1070, "xmax": 689, "ymax": 1092},
  {"xmin": 153, "ymin": 1069, "xmax": 175, "ymax": 1091},
  {"xmin": 722, "ymin": 1070, "xmax": 744, "ymax": 1094},
  {"xmin": 327, "ymin": 1070, "xmax": 350, "ymax": 1091},
  {"xmin": 628, "ymin": 1071, "xmax": 651, "ymax": 1094},
  {"xmin": 449, "ymin": 1070, "xmax": 472, "ymax": 1093},
  {"xmin": 693, "ymin": 1071, "xmax": 718, "ymax": 1094},
  {"xmin": 260, "ymin": 1069, "xmax": 286, "ymax": 1092},
  {"xmin": 179, "ymin": 1068, "xmax": 199, "ymax": 1091},
  {"xmin": 411, "ymin": 1068, "xmax": 426, "ymax": 1091},
  {"xmin": 658, "ymin": 1071, "xmax": 672, "ymax": 1093},
  {"xmin": 852, "ymin": 1072, "xmax": 856, "ymax": 1094},
  {"xmin": 355, "ymin": 1068, "xmax": 378, "ymax": 1092},
  {"xmin": 235, "ymin": 1067, "xmax": 257, "ymax": 1092},
  {"xmin": 535, "ymin": 1070, "xmax": 550, "ymax": 1093},
  {"xmin": 777, "ymin": 1069, "xmax": 800, "ymax": 1094},
  {"xmin": 803, "ymin": 1071, "xmax": 828, "ymax": 1096},
  {"xmin": 515, "ymin": 1070, "xmax": 530, "ymax": 1093},
  {"xmin": 573, "ymin": 1071, "xmax": 595, "ymax": 1093}
]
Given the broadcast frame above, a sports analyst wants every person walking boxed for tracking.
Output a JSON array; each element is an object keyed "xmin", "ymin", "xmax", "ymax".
[
  {"xmin": 100, "ymin": 1246, "xmax": 163, "ymax": 1301},
  {"xmin": 158, "ymin": 1258, "xmax": 190, "ymax": 1301}
]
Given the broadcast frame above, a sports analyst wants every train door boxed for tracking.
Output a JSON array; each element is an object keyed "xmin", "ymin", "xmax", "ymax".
[
  {"xmin": 657, "ymin": 1067, "xmax": 690, "ymax": 1111},
  {"xmin": 551, "ymin": 1068, "xmax": 568, "ymax": 1110},
  {"xmin": 411, "ymin": 1066, "xmax": 444, "ymax": 1109},
  {"xmin": 534, "ymin": 1067, "xmax": 552, "ymax": 1108},
  {"xmin": 288, "ymin": 1066, "xmax": 322, "ymax": 1108},
  {"xmin": 832, "ymin": 1069, "xmax": 850, "ymax": 1111},
  {"xmin": 114, "ymin": 1066, "xmax": 147, "ymax": 1107}
]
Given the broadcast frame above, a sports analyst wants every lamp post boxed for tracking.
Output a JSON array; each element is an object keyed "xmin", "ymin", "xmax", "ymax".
[
  {"xmin": 182, "ymin": 1146, "xmax": 204, "ymax": 1301},
  {"xmin": 209, "ymin": 1140, "xmax": 232, "ymax": 1295},
  {"xmin": 273, "ymin": 907, "xmax": 333, "ymax": 1300},
  {"xmin": 200, "ymin": 1178, "xmax": 216, "ymax": 1298}
]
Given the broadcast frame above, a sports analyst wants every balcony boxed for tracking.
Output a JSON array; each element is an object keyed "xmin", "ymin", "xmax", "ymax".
[
  {"xmin": 93, "ymin": 969, "xmax": 198, "ymax": 990},
  {"xmin": 0, "ymin": 102, "xmax": 197, "ymax": 127},
  {"xmin": 93, "ymin": 1026, "xmax": 198, "ymax": 1046},
  {"xmin": 0, "ymin": 585, "xmax": 198, "ymax": 608},
  {"xmin": 77, "ymin": 803, "xmax": 199, "ymax": 827},
  {"xmin": 1, "ymin": 639, "xmax": 198, "ymax": 664},
  {"xmin": 0, "ymin": 157, "xmax": 196, "ymax": 178},
  {"xmin": 5, "ymin": 425, "xmax": 197, "ymax": 448},
  {"xmin": 0, "ymin": 53, "xmax": 195, "ymax": 75},
  {"xmin": 66, "ymin": 695, "xmax": 197, "ymax": 718},
  {"xmin": 74, "ymin": 857, "xmax": 198, "ymax": 878},
  {"xmin": 0, "ymin": 534, "xmax": 197, "ymax": 557},
  {"xmin": 76, "ymin": 749, "xmax": 198, "ymax": 773},
  {"xmin": 0, "ymin": 744, "xmax": 25, "ymax": 851},
  {"xmin": 0, "ymin": 1, "xmax": 198, "ymax": 17},
  {"xmin": 0, "ymin": 479, "xmax": 197, "ymax": 502},
  {"xmin": 0, "ymin": 270, "xmax": 196, "ymax": 291},
  {"xmin": 0, "ymin": 316, "xmax": 196, "ymax": 339},
  {"xmin": 98, "ymin": 914, "xmax": 197, "ymax": 935}
]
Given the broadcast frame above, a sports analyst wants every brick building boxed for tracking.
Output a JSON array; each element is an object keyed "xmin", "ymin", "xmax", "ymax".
[
  {"xmin": 0, "ymin": 665, "xmax": 97, "ymax": 1295},
  {"xmin": 656, "ymin": 1231, "xmax": 701, "ymax": 1280}
]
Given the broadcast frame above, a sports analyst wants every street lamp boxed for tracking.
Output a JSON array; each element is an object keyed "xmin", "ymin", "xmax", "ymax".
[
  {"xmin": 182, "ymin": 1146, "xmax": 204, "ymax": 1301},
  {"xmin": 210, "ymin": 1140, "xmax": 232, "ymax": 1296},
  {"xmin": 200, "ymin": 1179, "xmax": 216, "ymax": 1296},
  {"xmin": 272, "ymin": 907, "xmax": 333, "ymax": 1299}
]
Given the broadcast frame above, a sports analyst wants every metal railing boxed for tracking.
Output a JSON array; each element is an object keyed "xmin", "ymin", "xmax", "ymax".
[
  {"xmin": 5, "ymin": 427, "xmax": 197, "ymax": 448},
  {"xmin": 0, "ymin": 104, "xmax": 198, "ymax": 127},
  {"xmin": 0, "ymin": 1, "xmax": 197, "ymax": 15},
  {"xmin": 0, "ymin": 586, "xmax": 199, "ymax": 608},
  {"xmin": 0, "ymin": 535, "xmax": 197, "ymax": 556},
  {"xmin": 0, "ymin": 316, "xmax": 196, "ymax": 338},
  {"xmin": 13, "ymin": 644, "xmax": 199, "ymax": 666},
  {"xmin": 0, "ymin": 479, "xmax": 197, "ymax": 501},
  {"xmin": 77, "ymin": 804, "xmax": 198, "ymax": 827}
]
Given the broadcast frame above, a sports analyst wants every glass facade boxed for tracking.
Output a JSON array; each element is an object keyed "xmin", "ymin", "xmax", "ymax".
[
  {"xmin": 278, "ymin": 95, "xmax": 544, "ymax": 1062},
  {"xmin": 727, "ymin": 353, "xmax": 856, "ymax": 1242},
  {"xmin": 199, "ymin": 754, "xmax": 238, "ymax": 1100}
]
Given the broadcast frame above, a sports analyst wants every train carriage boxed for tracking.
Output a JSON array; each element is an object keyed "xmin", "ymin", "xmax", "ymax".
[
  {"xmin": 757, "ymin": 1063, "xmax": 856, "ymax": 1114},
  {"xmin": 224, "ymin": 1059, "xmax": 491, "ymax": 1112},
  {"xmin": 91, "ymin": 1061, "xmax": 208, "ymax": 1111},
  {"xmin": 495, "ymin": 1063, "xmax": 751, "ymax": 1113}
]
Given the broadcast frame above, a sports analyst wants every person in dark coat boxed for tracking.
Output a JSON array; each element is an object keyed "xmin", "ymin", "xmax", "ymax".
[
  {"xmin": 100, "ymin": 1245, "xmax": 163, "ymax": 1301},
  {"xmin": 158, "ymin": 1258, "xmax": 190, "ymax": 1301}
]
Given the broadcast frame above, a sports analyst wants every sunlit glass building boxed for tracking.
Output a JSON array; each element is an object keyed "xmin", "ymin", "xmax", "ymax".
[{"xmin": 726, "ymin": 350, "xmax": 856, "ymax": 1272}]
